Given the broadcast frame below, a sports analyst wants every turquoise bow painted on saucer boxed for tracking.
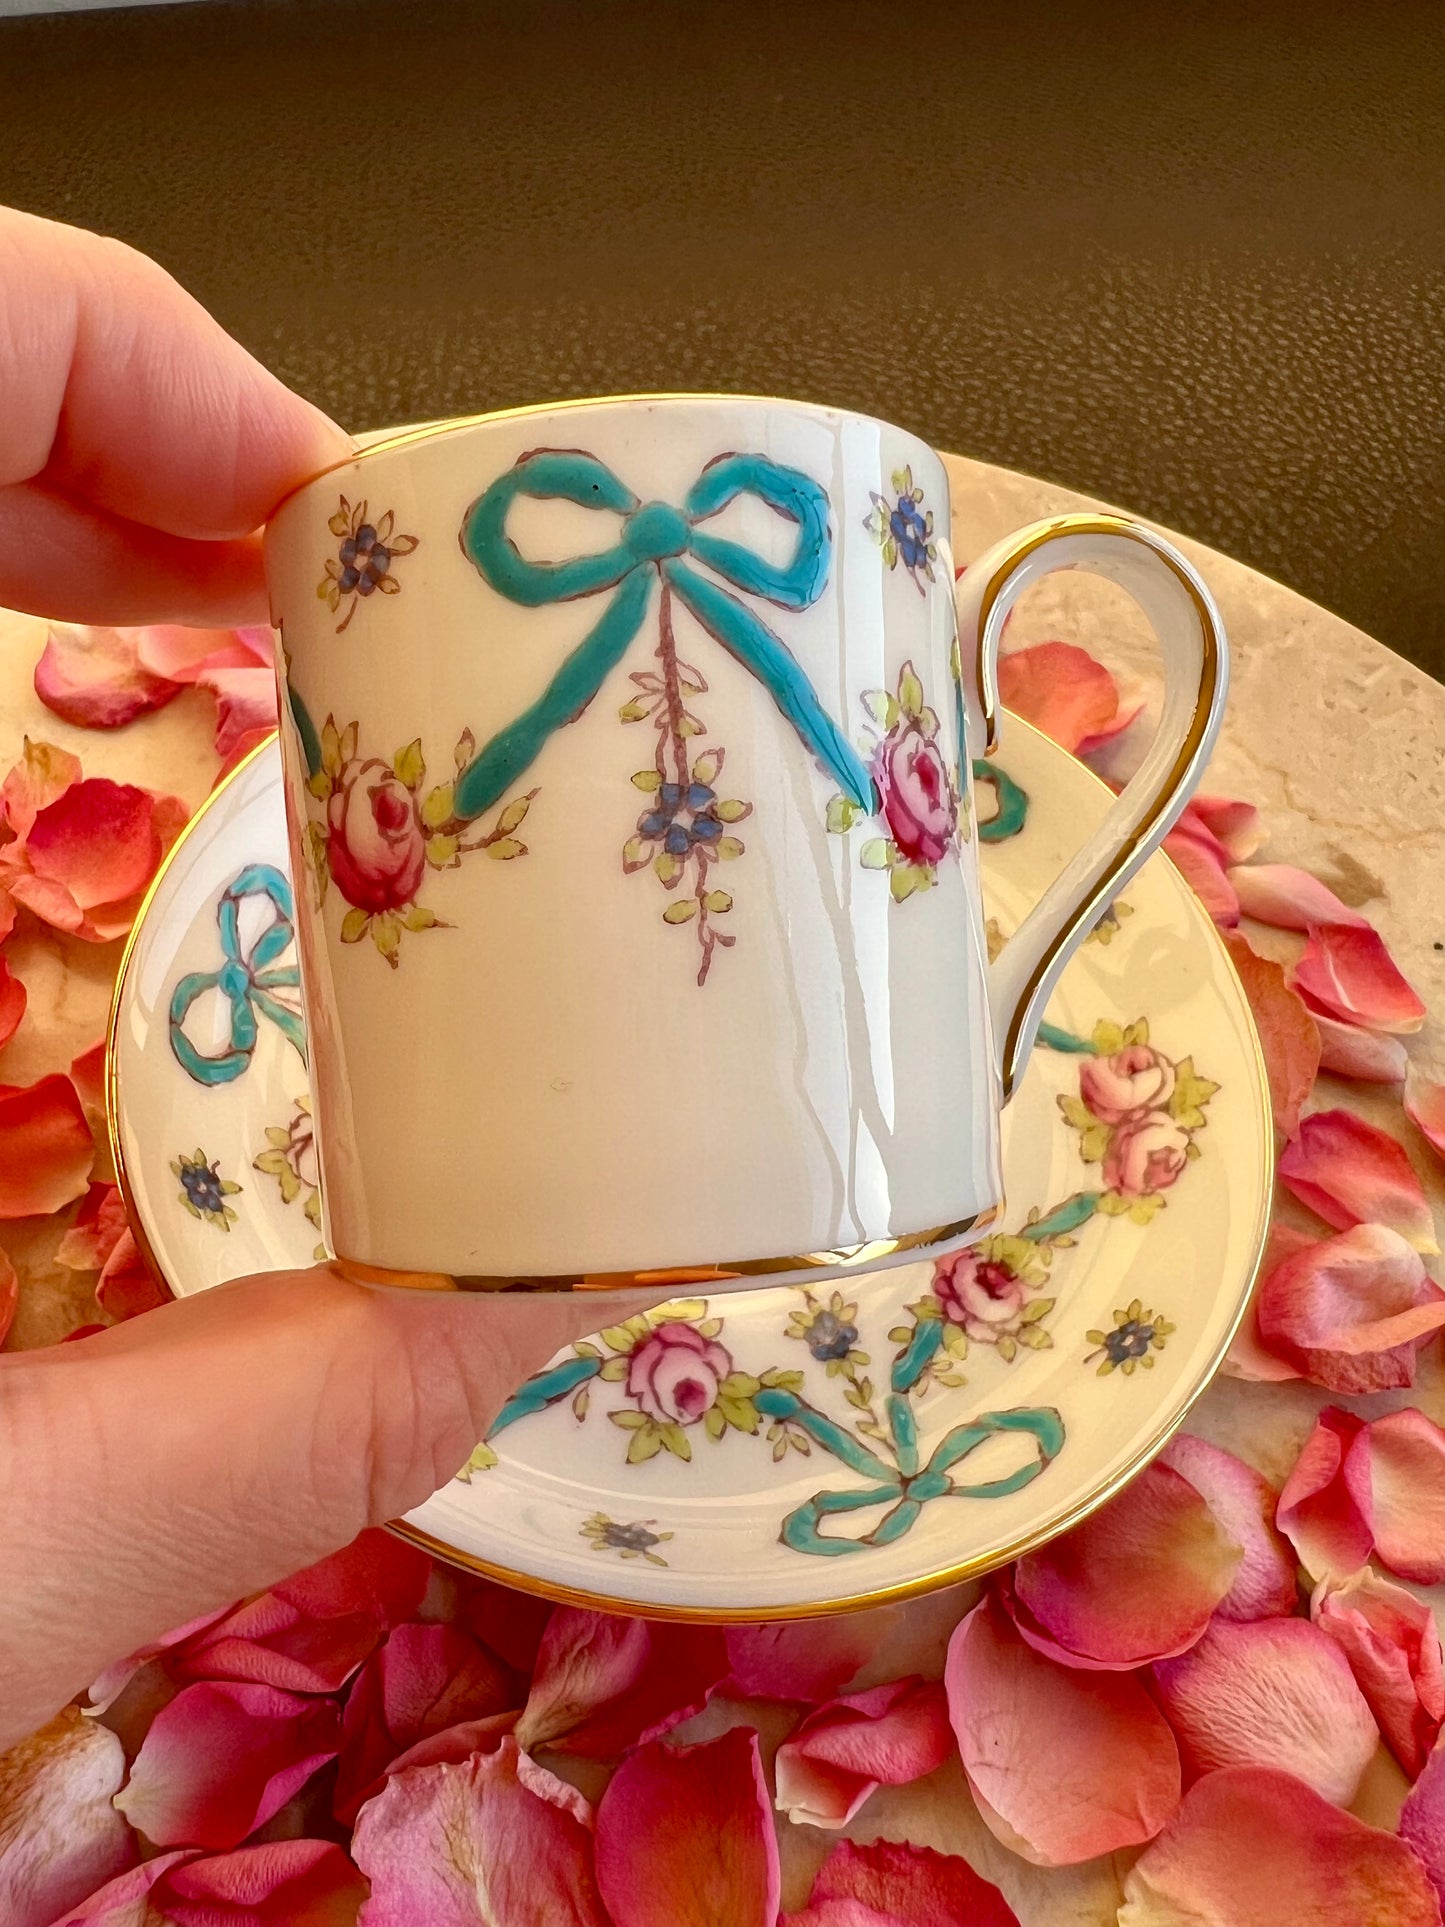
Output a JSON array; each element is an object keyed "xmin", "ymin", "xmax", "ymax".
[
  {"xmin": 168, "ymin": 863, "xmax": 306, "ymax": 1086},
  {"xmin": 454, "ymin": 449, "xmax": 875, "ymax": 821}
]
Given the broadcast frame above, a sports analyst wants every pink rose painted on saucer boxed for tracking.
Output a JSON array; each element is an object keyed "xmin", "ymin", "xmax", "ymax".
[
  {"xmin": 935, "ymin": 1240, "xmax": 1040, "ymax": 1345},
  {"xmin": 1058, "ymin": 1018, "xmax": 1218, "ymax": 1224},
  {"xmin": 1105, "ymin": 1112, "xmax": 1192, "ymax": 1196},
  {"xmin": 627, "ymin": 1321, "xmax": 733, "ymax": 1425},
  {"xmin": 1081, "ymin": 1044, "xmax": 1177, "ymax": 1124}
]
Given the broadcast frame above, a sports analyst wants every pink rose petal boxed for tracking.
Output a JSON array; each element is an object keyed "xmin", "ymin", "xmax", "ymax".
[
  {"xmin": 595, "ymin": 1726, "xmax": 779, "ymax": 1927},
  {"xmin": 451, "ymin": 1576, "xmax": 552, "ymax": 1675},
  {"xmin": 35, "ymin": 623, "xmax": 184, "ymax": 729},
  {"xmin": 1294, "ymin": 925, "xmax": 1427, "ymax": 1034},
  {"xmin": 0, "ymin": 1242, "xmax": 17, "ymax": 1346},
  {"xmin": 725, "ymin": 1617, "xmax": 876, "ymax": 1702},
  {"xmin": 55, "ymin": 1183, "xmax": 131, "ymax": 1273},
  {"xmin": 1368, "ymin": 1407, "xmax": 1445, "ymax": 1584},
  {"xmin": 135, "ymin": 623, "xmax": 271, "ymax": 682},
  {"xmin": 1313, "ymin": 1569, "xmax": 1444, "ymax": 1776},
  {"xmin": 2, "ymin": 738, "xmax": 83, "ymax": 836},
  {"xmin": 95, "ymin": 1230, "xmax": 167, "ymax": 1321},
  {"xmin": 1256, "ymin": 1222, "xmax": 1445, "ymax": 1392},
  {"xmin": 69, "ymin": 1036, "xmax": 107, "ymax": 1119},
  {"xmin": 1225, "ymin": 1224, "xmax": 1316, "ymax": 1382},
  {"xmin": 516, "ymin": 1607, "xmax": 727, "ymax": 1757},
  {"xmin": 945, "ymin": 1597, "xmax": 1180, "ymax": 1865},
  {"xmin": 1160, "ymin": 1434, "xmax": 1298, "ymax": 1619},
  {"xmin": 1276, "ymin": 1406, "xmax": 1374, "ymax": 1582},
  {"xmin": 1313, "ymin": 1010, "xmax": 1410, "ymax": 1083},
  {"xmin": 0, "ymin": 957, "xmax": 25, "ymax": 1050},
  {"xmin": 1231, "ymin": 863, "xmax": 1371, "ymax": 931},
  {"xmin": 200, "ymin": 663, "xmax": 278, "ymax": 762},
  {"xmin": 44, "ymin": 1851, "xmax": 196, "ymax": 1926},
  {"xmin": 352, "ymin": 1736, "xmax": 606, "ymax": 1927},
  {"xmin": 1406, "ymin": 1065, "xmax": 1445, "ymax": 1167},
  {"xmin": 87, "ymin": 1607, "xmax": 234, "ymax": 1715},
  {"xmin": 1278, "ymin": 1108, "xmax": 1438, "ymax": 1254},
  {"xmin": 377, "ymin": 1709, "xmax": 518, "ymax": 1783},
  {"xmin": 0, "ymin": 1707, "xmax": 136, "ymax": 1927},
  {"xmin": 1401, "ymin": 1745, "xmax": 1445, "ymax": 1912},
  {"xmin": 998, "ymin": 641, "xmax": 1125, "ymax": 752},
  {"xmin": 1120, "ymin": 1765, "xmax": 1441, "ymax": 1927},
  {"xmin": 782, "ymin": 1838, "xmax": 1020, "ymax": 1927},
  {"xmin": 1187, "ymin": 795, "xmax": 1264, "ymax": 863},
  {"xmin": 1222, "ymin": 932, "xmax": 1321, "ymax": 1138},
  {"xmin": 1164, "ymin": 823, "xmax": 1240, "ymax": 925},
  {"xmin": 773, "ymin": 1677, "xmax": 953, "ymax": 1829},
  {"xmin": 1008, "ymin": 1460, "xmax": 1242, "ymax": 1668},
  {"xmin": 156, "ymin": 1840, "xmax": 367, "ymax": 1927},
  {"xmin": 0, "ymin": 1073, "xmax": 95, "ymax": 1218},
  {"xmin": 113, "ymin": 1679, "xmax": 341, "ymax": 1850},
  {"xmin": 1152, "ymin": 1617, "xmax": 1378, "ymax": 1804},
  {"xmin": 5, "ymin": 777, "xmax": 191, "ymax": 943},
  {"xmin": 333, "ymin": 1621, "xmax": 518, "ymax": 1823}
]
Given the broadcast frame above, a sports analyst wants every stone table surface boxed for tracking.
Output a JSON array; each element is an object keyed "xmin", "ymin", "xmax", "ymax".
[{"xmin": 3, "ymin": 451, "xmax": 1443, "ymax": 1925}]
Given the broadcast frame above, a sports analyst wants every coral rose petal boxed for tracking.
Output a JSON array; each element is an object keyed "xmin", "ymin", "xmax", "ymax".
[
  {"xmin": 1160, "ymin": 1434, "xmax": 1298, "ymax": 1619},
  {"xmin": 134, "ymin": 623, "xmax": 270, "ymax": 682},
  {"xmin": 1222, "ymin": 932, "xmax": 1321, "ymax": 1138},
  {"xmin": 1153, "ymin": 1616, "xmax": 1378, "ymax": 1804},
  {"xmin": 1225, "ymin": 1225, "xmax": 1315, "ymax": 1382},
  {"xmin": 1188, "ymin": 794, "xmax": 1265, "ymax": 863},
  {"xmin": 1294, "ymin": 924, "xmax": 1427, "ymax": 1034},
  {"xmin": 1313, "ymin": 1569, "xmax": 1444, "ymax": 1777},
  {"xmin": 69, "ymin": 1037, "xmax": 107, "ymax": 1116},
  {"xmin": 1164, "ymin": 824, "xmax": 1240, "ymax": 924},
  {"xmin": 156, "ymin": 1840, "xmax": 367, "ymax": 1926},
  {"xmin": 998, "ymin": 641, "xmax": 1124, "ymax": 752},
  {"xmin": 1231, "ymin": 863, "xmax": 1372, "ymax": 930},
  {"xmin": 1275, "ymin": 1406, "xmax": 1374, "ymax": 1581},
  {"xmin": 200, "ymin": 663, "xmax": 279, "ymax": 760},
  {"xmin": 44, "ymin": 1851, "xmax": 196, "ymax": 1926},
  {"xmin": 1406, "ymin": 1065, "xmax": 1445, "ymax": 1167},
  {"xmin": 773, "ymin": 1678, "xmax": 952, "ymax": 1828},
  {"xmin": 352, "ymin": 1736, "xmax": 607, "ymax": 1927},
  {"xmin": 595, "ymin": 1726, "xmax": 778, "ymax": 1927},
  {"xmin": 1313, "ymin": 1010, "xmax": 1410, "ymax": 1083},
  {"xmin": 113, "ymin": 1679, "xmax": 341, "ymax": 1850},
  {"xmin": 95, "ymin": 1230, "xmax": 167, "ymax": 1320},
  {"xmin": 0, "ymin": 957, "xmax": 26, "ymax": 1050},
  {"xmin": 55, "ymin": 1183, "xmax": 130, "ymax": 1273},
  {"xmin": 1367, "ymin": 1407, "xmax": 1445, "ymax": 1584},
  {"xmin": 945, "ymin": 1598, "xmax": 1180, "ymax": 1865},
  {"xmin": 0, "ymin": 1073, "xmax": 94, "ymax": 1218},
  {"xmin": 782, "ymin": 1838, "xmax": 1020, "ymax": 1927},
  {"xmin": 35, "ymin": 623, "xmax": 183, "ymax": 729},
  {"xmin": 516, "ymin": 1607, "xmax": 727, "ymax": 1756},
  {"xmin": 0, "ymin": 1243, "xmax": 16, "ymax": 1346},
  {"xmin": 378, "ymin": 1709, "xmax": 518, "ymax": 1783},
  {"xmin": 1401, "ymin": 1745, "xmax": 1445, "ymax": 1911},
  {"xmin": 0, "ymin": 1707, "xmax": 136, "ymax": 1927},
  {"xmin": 1278, "ymin": 1108, "xmax": 1438, "ymax": 1254},
  {"xmin": 2, "ymin": 738, "xmax": 83, "ymax": 836},
  {"xmin": 451, "ymin": 1577, "xmax": 552, "ymax": 1675},
  {"xmin": 10, "ymin": 778, "xmax": 190, "ymax": 942},
  {"xmin": 1119, "ymin": 1765, "xmax": 1441, "ymax": 1927},
  {"xmin": 1256, "ymin": 1222, "xmax": 1445, "ymax": 1392},
  {"xmin": 725, "ymin": 1617, "xmax": 877, "ymax": 1702},
  {"xmin": 1010, "ymin": 1460, "xmax": 1242, "ymax": 1667}
]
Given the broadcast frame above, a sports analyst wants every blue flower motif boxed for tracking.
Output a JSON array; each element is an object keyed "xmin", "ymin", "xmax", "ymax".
[
  {"xmin": 863, "ymin": 465, "xmax": 939, "ymax": 593},
  {"xmin": 319, "ymin": 498, "xmax": 418, "ymax": 632},
  {"xmin": 171, "ymin": 1148, "xmax": 241, "ymax": 1231}
]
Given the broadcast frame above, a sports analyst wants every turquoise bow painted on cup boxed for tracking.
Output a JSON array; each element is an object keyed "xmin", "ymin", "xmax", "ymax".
[
  {"xmin": 168, "ymin": 864, "xmax": 306, "ymax": 1086},
  {"xmin": 454, "ymin": 449, "xmax": 875, "ymax": 821}
]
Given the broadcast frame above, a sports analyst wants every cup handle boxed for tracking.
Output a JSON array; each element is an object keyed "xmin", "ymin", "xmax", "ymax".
[{"xmin": 954, "ymin": 511, "xmax": 1229, "ymax": 1099}]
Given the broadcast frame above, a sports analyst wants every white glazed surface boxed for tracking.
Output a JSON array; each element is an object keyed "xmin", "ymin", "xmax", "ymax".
[{"xmin": 111, "ymin": 723, "xmax": 1270, "ymax": 1615}]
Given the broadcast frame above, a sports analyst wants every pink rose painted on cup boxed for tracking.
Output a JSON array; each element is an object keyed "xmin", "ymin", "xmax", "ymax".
[
  {"xmin": 1104, "ymin": 1111, "xmax": 1192, "ymax": 1196},
  {"xmin": 626, "ymin": 1321, "xmax": 733, "ymax": 1425},
  {"xmin": 1081, "ymin": 1043, "xmax": 1177, "ymax": 1124},
  {"xmin": 877, "ymin": 717, "xmax": 957, "ymax": 867},
  {"xmin": 327, "ymin": 758, "xmax": 427, "ymax": 914}
]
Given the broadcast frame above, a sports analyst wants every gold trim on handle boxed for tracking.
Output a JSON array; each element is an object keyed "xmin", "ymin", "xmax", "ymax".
[{"xmin": 968, "ymin": 513, "xmax": 1223, "ymax": 1099}]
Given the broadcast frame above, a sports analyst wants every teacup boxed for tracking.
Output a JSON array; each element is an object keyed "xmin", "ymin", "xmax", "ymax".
[{"xmin": 265, "ymin": 395, "xmax": 1226, "ymax": 1292}]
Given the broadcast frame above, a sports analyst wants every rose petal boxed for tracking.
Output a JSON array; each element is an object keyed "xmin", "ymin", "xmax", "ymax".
[
  {"xmin": 352, "ymin": 1735, "xmax": 606, "ymax": 1927},
  {"xmin": 0, "ymin": 1242, "xmax": 16, "ymax": 1346},
  {"xmin": 1008, "ymin": 1460, "xmax": 1242, "ymax": 1668},
  {"xmin": 1367, "ymin": 1407, "xmax": 1445, "ymax": 1584},
  {"xmin": 134, "ymin": 623, "xmax": 272, "ymax": 682},
  {"xmin": 1164, "ymin": 824, "xmax": 1240, "ymax": 925},
  {"xmin": 1256, "ymin": 1222, "xmax": 1445, "ymax": 1392},
  {"xmin": 595, "ymin": 1726, "xmax": 779, "ymax": 1927},
  {"xmin": 95, "ymin": 1230, "xmax": 167, "ymax": 1320},
  {"xmin": 1225, "ymin": 1224, "xmax": 1316, "ymax": 1382},
  {"xmin": 451, "ymin": 1577, "xmax": 552, "ymax": 1675},
  {"xmin": 154, "ymin": 1840, "xmax": 367, "ymax": 1927},
  {"xmin": 782, "ymin": 1838, "xmax": 1020, "ymax": 1927},
  {"xmin": 333, "ymin": 1621, "xmax": 518, "ymax": 1823},
  {"xmin": 1222, "ymin": 932, "xmax": 1321, "ymax": 1138},
  {"xmin": 378, "ymin": 1709, "xmax": 518, "ymax": 1783},
  {"xmin": 998, "ymin": 641, "xmax": 1125, "ymax": 752},
  {"xmin": 1278, "ymin": 1108, "xmax": 1438, "ymax": 1254},
  {"xmin": 87, "ymin": 1607, "xmax": 235, "ymax": 1715},
  {"xmin": 9, "ymin": 778, "xmax": 190, "ymax": 942},
  {"xmin": 1231, "ymin": 863, "xmax": 1372, "ymax": 931},
  {"xmin": 200, "ymin": 664, "xmax": 278, "ymax": 760},
  {"xmin": 0, "ymin": 1707, "xmax": 136, "ymax": 1927},
  {"xmin": 0, "ymin": 1073, "xmax": 94, "ymax": 1217},
  {"xmin": 113, "ymin": 1679, "xmax": 341, "ymax": 1850},
  {"xmin": 44, "ymin": 1850, "xmax": 196, "ymax": 1927},
  {"xmin": 1294, "ymin": 925, "xmax": 1427, "ymax": 1034},
  {"xmin": 1160, "ymin": 1434, "xmax": 1298, "ymax": 1619},
  {"xmin": 1119, "ymin": 1765, "xmax": 1441, "ymax": 1927},
  {"xmin": 1152, "ymin": 1617, "xmax": 1378, "ymax": 1804},
  {"xmin": 2, "ymin": 738, "xmax": 83, "ymax": 837},
  {"xmin": 1313, "ymin": 1010, "xmax": 1410, "ymax": 1083},
  {"xmin": 1312, "ymin": 1569, "xmax": 1444, "ymax": 1776},
  {"xmin": 0, "ymin": 958, "xmax": 25, "ymax": 1051},
  {"xmin": 69, "ymin": 1035, "xmax": 107, "ymax": 1117},
  {"xmin": 1401, "ymin": 1745, "xmax": 1445, "ymax": 1911},
  {"xmin": 1187, "ymin": 795, "xmax": 1265, "ymax": 863},
  {"xmin": 1276, "ymin": 1406, "xmax": 1374, "ymax": 1582},
  {"xmin": 773, "ymin": 1677, "xmax": 953, "ymax": 1829},
  {"xmin": 1406, "ymin": 1065, "xmax": 1445, "ymax": 1167},
  {"xmin": 55, "ymin": 1183, "xmax": 131, "ymax": 1273},
  {"xmin": 725, "ymin": 1617, "xmax": 877, "ymax": 1702},
  {"xmin": 516, "ymin": 1607, "xmax": 727, "ymax": 1756},
  {"xmin": 35, "ymin": 623, "xmax": 184, "ymax": 729}
]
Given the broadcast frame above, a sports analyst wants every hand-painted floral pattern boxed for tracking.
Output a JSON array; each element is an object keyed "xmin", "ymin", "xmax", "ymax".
[
  {"xmin": 172, "ymin": 1149, "xmax": 241, "ymax": 1231},
  {"xmin": 827, "ymin": 661, "xmax": 962, "ymax": 901},
  {"xmin": 253, "ymin": 1098, "xmax": 324, "ymax": 1257},
  {"xmin": 580, "ymin": 1513, "xmax": 674, "ymax": 1567},
  {"xmin": 863, "ymin": 465, "xmax": 939, "ymax": 592},
  {"xmin": 168, "ymin": 865, "xmax": 305, "ymax": 1087},
  {"xmin": 1057, "ymin": 1019, "xmax": 1218, "ymax": 1226},
  {"xmin": 316, "ymin": 496, "xmax": 418, "ymax": 632},
  {"xmin": 301, "ymin": 718, "xmax": 534, "ymax": 968},
  {"xmin": 1086, "ymin": 1300, "xmax": 1177, "ymax": 1375}
]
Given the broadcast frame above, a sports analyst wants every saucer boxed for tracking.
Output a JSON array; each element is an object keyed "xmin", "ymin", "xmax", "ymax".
[{"xmin": 108, "ymin": 720, "xmax": 1270, "ymax": 1618}]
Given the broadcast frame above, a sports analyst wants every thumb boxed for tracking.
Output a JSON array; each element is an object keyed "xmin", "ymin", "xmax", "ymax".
[{"xmin": 0, "ymin": 1266, "xmax": 656, "ymax": 1746}]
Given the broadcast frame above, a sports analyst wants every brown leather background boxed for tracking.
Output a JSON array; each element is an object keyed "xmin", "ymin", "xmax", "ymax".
[{"xmin": 2, "ymin": 0, "xmax": 1442, "ymax": 677}]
